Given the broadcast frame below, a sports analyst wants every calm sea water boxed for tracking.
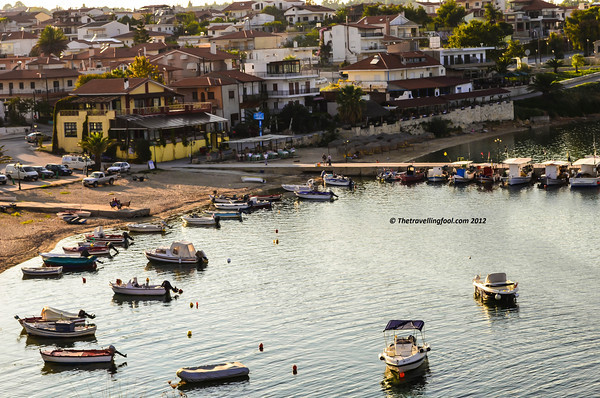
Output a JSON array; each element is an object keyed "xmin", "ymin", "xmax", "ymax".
[
  {"xmin": 416, "ymin": 120, "xmax": 600, "ymax": 163},
  {"xmin": 1, "ymin": 180, "xmax": 600, "ymax": 397}
]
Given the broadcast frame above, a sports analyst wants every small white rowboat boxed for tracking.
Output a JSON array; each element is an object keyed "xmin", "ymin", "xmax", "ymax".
[
  {"xmin": 40, "ymin": 345, "xmax": 126, "ymax": 364},
  {"xmin": 182, "ymin": 215, "xmax": 220, "ymax": 226},
  {"xmin": 176, "ymin": 361, "xmax": 249, "ymax": 383},
  {"xmin": 109, "ymin": 278, "xmax": 179, "ymax": 296},
  {"xmin": 126, "ymin": 222, "xmax": 166, "ymax": 233},
  {"xmin": 20, "ymin": 320, "xmax": 97, "ymax": 338},
  {"xmin": 22, "ymin": 266, "xmax": 63, "ymax": 276},
  {"xmin": 241, "ymin": 176, "xmax": 266, "ymax": 183}
]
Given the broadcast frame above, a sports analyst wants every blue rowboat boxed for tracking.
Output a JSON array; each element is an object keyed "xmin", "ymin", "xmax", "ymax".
[
  {"xmin": 204, "ymin": 211, "xmax": 243, "ymax": 220},
  {"xmin": 41, "ymin": 254, "xmax": 97, "ymax": 270}
]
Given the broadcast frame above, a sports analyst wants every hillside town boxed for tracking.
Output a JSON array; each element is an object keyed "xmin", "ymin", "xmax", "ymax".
[{"xmin": 0, "ymin": 0, "xmax": 599, "ymax": 162}]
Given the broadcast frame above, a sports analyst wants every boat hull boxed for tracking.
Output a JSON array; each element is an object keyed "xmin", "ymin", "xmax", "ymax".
[
  {"xmin": 381, "ymin": 350, "xmax": 428, "ymax": 373},
  {"xmin": 294, "ymin": 191, "xmax": 335, "ymax": 201},
  {"xmin": 214, "ymin": 203, "xmax": 250, "ymax": 211},
  {"xmin": 570, "ymin": 177, "xmax": 600, "ymax": 187},
  {"xmin": 22, "ymin": 322, "xmax": 96, "ymax": 338},
  {"xmin": 145, "ymin": 252, "xmax": 201, "ymax": 264},
  {"xmin": 126, "ymin": 224, "xmax": 165, "ymax": 233},
  {"xmin": 324, "ymin": 178, "xmax": 352, "ymax": 186},
  {"xmin": 42, "ymin": 256, "xmax": 97, "ymax": 270},
  {"xmin": 182, "ymin": 216, "xmax": 219, "ymax": 226},
  {"xmin": 176, "ymin": 362, "xmax": 249, "ymax": 383},
  {"xmin": 427, "ymin": 176, "xmax": 448, "ymax": 183},
  {"xmin": 502, "ymin": 176, "xmax": 532, "ymax": 185},
  {"xmin": 22, "ymin": 266, "xmax": 62, "ymax": 276},
  {"xmin": 40, "ymin": 349, "xmax": 114, "ymax": 364},
  {"xmin": 204, "ymin": 212, "xmax": 242, "ymax": 220},
  {"xmin": 241, "ymin": 177, "xmax": 265, "ymax": 183},
  {"xmin": 110, "ymin": 282, "xmax": 167, "ymax": 296}
]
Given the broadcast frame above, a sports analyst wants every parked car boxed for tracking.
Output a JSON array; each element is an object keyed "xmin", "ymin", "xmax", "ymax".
[
  {"xmin": 106, "ymin": 162, "xmax": 131, "ymax": 174},
  {"xmin": 4, "ymin": 164, "xmax": 38, "ymax": 181},
  {"xmin": 62, "ymin": 155, "xmax": 93, "ymax": 170},
  {"xmin": 0, "ymin": 173, "xmax": 7, "ymax": 185},
  {"xmin": 25, "ymin": 132, "xmax": 51, "ymax": 143},
  {"xmin": 31, "ymin": 166, "xmax": 55, "ymax": 179},
  {"xmin": 83, "ymin": 172, "xmax": 115, "ymax": 187},
  {"xmin": 45, "ymin": 163, "xmax": 73, "ymax": 176}
]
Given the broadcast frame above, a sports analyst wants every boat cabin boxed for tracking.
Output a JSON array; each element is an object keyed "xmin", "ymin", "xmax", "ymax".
[
  {"xmin": 572, "ymin": 156, "xmax": 600, "ymax": 177},
  {"xmin": 169, "ymin": 241, "xmax": 197, "ymax": 258},
  {"xmin": 503, "ymin": 158, "xmax": 532, "ymax": 177},
  {"xmin": 541, "ymin": 160, "xmax": 568, "ymax": 179},
  {"xmin": 427, "ymin": 165, "xmax": 446, "ymax": 177}
]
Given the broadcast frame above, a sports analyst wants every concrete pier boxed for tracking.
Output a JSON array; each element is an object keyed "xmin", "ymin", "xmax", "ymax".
[{"xmin": 0, "ymin": 200, "xmax": 150, "ymax": 218}]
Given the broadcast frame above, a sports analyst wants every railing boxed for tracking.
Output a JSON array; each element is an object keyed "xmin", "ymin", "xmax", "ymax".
[
  {"xmin": 361, "ymin": 46, "xmax": 387, "ymax": 51},
  {"xmin": 251, "ymin": 70, "xmax": 319, "ymax": 78},
  {"xmin": 242, "ymin": 93, "xmax": 267, "ymax": 102},
  {"xmin": 360, "ymin": 32, "xmax": 383, "ymax": 38},
  {"xmin": 115, "ymin": 102, "xmax": 213, "ymax": 116},
  {"xmin": 59, "ymin": 110, "xmax": 81, "ymax": 116},
  {"xmin": 266, "ymin": 88, "xmax": 320, "ymax": 97}
]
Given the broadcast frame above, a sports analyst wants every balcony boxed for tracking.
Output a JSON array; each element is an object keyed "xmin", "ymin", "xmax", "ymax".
[
  {"xmin": 266, "ymin": 87, "xmax": 320, "ymax": 98},
  {"xmin": 115, "ymin": 102, "xmax": 213, "ymax": 116},
  {"xmin": 242, "ymin": 93, "xmax": 267, "ymax": 103},
  {"xmin": 251, "ymin": 70, "xmax": 319, "ymax": 79},
  {"xmin": 360, "ymin": 32, "xmax": 384, "ymax": 38},
  {"xmin": 59, "ymin": 110, "xmax": 82, "ymax": 116}
]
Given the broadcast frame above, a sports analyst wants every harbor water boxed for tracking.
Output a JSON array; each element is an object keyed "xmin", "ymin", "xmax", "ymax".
[{"xmin": 1, "ymin": 180, "xmax": 599, "ymax": 397}]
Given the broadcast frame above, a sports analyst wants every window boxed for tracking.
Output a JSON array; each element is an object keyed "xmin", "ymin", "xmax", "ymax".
[
  {"xmin": 231, "ymin": 113, "xmax": 239, "ymax": 123},
  {"xmin": 192, "ymin": 91, "xmax": 198, "ymax": 101},
  {"xmin": 64, "ymin": 122, "xmax": 77, "ymax": 137},
  {"xmin": 53, "ymin": 81, "xmax": 59, "ymax": 89},
  {"xmin": 89, "ymin": 122, "xmax": 102, "ymax": 132},
  {"xmin": 229, "ymin": 90, "xmax": 235, "ymax": 99},
  {"xmin": 30, "ymin": 82, "xmax": 35, "ymax": 89},
  {"xmin": 9, "ymin": 82, "xmax": 13, "ymax": 90},
  {"xmin": 0, "ymin": 83, "xmax": 3, "ymax": 90},
  {"xmin": 273, "ymin": 83, "xmax": 278, "ymax": 91},
  {"xmin": 207, "ymin": 92, "xmax": 215, "ymax": 100},
  {"xmin": 19, "ymin": 82, "xmax": 24, "ymax": 89},
  {"xmin": 67, "ymin": 80, "xmax": 73, "ymax": 87}
]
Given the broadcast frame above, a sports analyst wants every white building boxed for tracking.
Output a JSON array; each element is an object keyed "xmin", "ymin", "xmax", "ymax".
[
  {"xmin": 77, "ymin": 21, "xmax": 130, "ymax": 41},
  {"xmin": 0, "ymin": 31, "xmax": 38, "ymax": 56},
  {"xmin": 284, "ymin": 5, "xmax": 335, "ymax": 24}
]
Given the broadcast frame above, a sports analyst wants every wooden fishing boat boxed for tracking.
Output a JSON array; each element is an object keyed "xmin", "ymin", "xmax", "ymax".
[
  {"xmin": 570, "ymin": 156, "xmax": 600, "ymax": 187},
  {"xmin": 282, "ymin": 179, "xmax": 314, "ymax": 192},
  {"xmin": 22, "ymin": 266, "xmax": 62, "ymax": 277},
  {"xmin": 41, "ymin": 254, "xmax": 97, "ymax": 270},
  {"xmin": 501, "ymin": 158, "xmax": 533, "ymax": 186},
  {"xmin": 324, "ymin": 175, "xmax": 354, "ymax": 187},
  {"xmin": 16, "ymin": 307, "xmax": 94, "ymax": 327},
  {"xmin": 247, "ymin": 197, "xmax": 272, "ymax": 210},
  {"xmin": 473, "ymin": 273, "xmax": 519, "ymax": 303},
  {"xmin": 210, "ymin": 194, "xmax": 248, "ymax": 203},
  {"xmin": 126, "ymin": 222, "xmax": 166, "ymax": 233},
  {"xmin": 399, "ymin": 166, "xmax": 425, "ymax": 184},
  {"xmin": 176, "ymin": 361, "xmax": 249, "ymax": 383},
  {"xmin": 18, "ymin": 319, "xmax": 97, "ymax": 338},
  {"xmin": 451, "ymin": 161, "xmax": 476, "ymax": 184},
  {"xmin": 538, "ymin": 161, "xmax": 569, "ymax": 188},
  {"xmin": 294, "ymin": 190, "xmax": 337, "ymax": 201},
  {"xmin": 241, "ymin": 176, "xmax": 266, "ymax": 183},
  {"xmin": 379, "ymin": 320, "xmax": 430, "ymax": 374},
  {"xmin": 214, "ymin": 202, "xmax": 251, "ymax": 211},
  {"xmin": 145, "ymin": 241, "xmax": 208, "ymax": 264},
  {"xmin": 475, "ymin": 164, "xmax": 501, "ymax": 184},
  {"xmin": 84, "ymin": 226, "xmax": 133, "ymax": 245},
  {"xmin": 40, "ymin": 345, "xmax": 126, "ymax": 364},
  {"xmin": 249, "ymin": 194, "xmax": 282, "ymax": 201},
  {"xmin": 182, "ymin": 214, "xmax": 220, "ymax": 227},
  {"xmin": 62, "ymin": 243, "xmax": 115, "ymax": 256},
  {"xmin": 427, "ymin": 166, "xmax": 449, "ymax": 183},
  {"xmin": 110, "ymin": 277, "xmax": 180, "ymax": 296}
]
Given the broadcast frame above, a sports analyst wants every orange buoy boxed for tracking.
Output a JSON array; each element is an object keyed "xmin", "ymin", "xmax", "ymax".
[
  {"xmin": 82, "ymin": 277, "xmax": 86, "ymax": 283},
  {"xmin": 259, "ymin": 343, "xmax": 263, "ymax": 351},
  {"xmin": 399, "ymin": 372, "xmax": 405, "ymax": 378},
  {"xmin": 292, "ymin": 364, "xmax": 298, "ymax": 374},
  {"xmin": 196, "ymin": 302, "xmax": 198, "ymax": 308}
]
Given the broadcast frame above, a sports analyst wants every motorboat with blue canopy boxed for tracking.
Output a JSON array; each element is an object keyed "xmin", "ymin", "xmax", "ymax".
[{"xmin": 379, "ymin": 319, "xmax": 430, "ymax": 373}]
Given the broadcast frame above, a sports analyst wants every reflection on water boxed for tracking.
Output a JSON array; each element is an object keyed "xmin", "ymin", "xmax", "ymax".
[
  {"xmin": 474, "ymin": 296, "xmax": 520, "ymax": 322},
  {"xmin": 41, "ymin": 361, "xmax": 125, "ymax": 375},
  {"xmin": 111, "ymin": 293, "xmax": 175, "ymax": 307},
  {"xmin": 23, "ymin": 334, "xmax": 98, "ymax": 348},
  {"xmin": 144, "ymin": 261, "xmax": 207, "ymax": 277},
  {"xmin": 177, "ymin": 375, "xmax": 250, "ymax": 392},
  {"xmin": 381, "ymin": 363, "xmax": 430, "ymax": 397}
]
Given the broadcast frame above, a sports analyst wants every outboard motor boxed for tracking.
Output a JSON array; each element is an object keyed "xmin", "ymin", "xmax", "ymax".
[
  {"xmin": 108, "ymin": 242, "xmax": 119, "ymax": 255},
  {"xmin": 195, "ymin": 250, "xmax": 208, "ymax": 264},
  {"xmin": 214, "ymin": 215, "xmax": 221, "ymax": 228},
  {"xmin": 81, "ymin": 249, "xmax": 91, "ymax": 258},
  {"xmin": 78, "ymin": 309, "xmax": 96, "ymax": 319},
  {"xmin": 161, "ymin": 280, "xmax": 180, "ymax": 293}
]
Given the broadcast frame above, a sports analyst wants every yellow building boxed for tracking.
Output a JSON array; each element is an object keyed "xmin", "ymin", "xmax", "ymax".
[{"xmin": 56, "ymin": 77, "xmax": 229, "ymax": 162}]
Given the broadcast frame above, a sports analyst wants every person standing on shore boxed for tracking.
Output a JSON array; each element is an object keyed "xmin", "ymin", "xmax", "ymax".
[
  {"xmin": 327, "ymin": 154, "xmax": 332, "ymax": 166},
  {"xmin": 264, "ymin": 152, "xmax": 268, "ymax": 165}
]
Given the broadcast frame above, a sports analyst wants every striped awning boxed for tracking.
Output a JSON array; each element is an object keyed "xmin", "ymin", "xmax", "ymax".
[{"xmin": 116, "ymin": 112, "xmax": 228, "ymax": 129}]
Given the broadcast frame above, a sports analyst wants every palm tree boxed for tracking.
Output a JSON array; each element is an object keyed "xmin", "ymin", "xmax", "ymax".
[
  {"xmin": 527, "ymin": 73, "xmax": 563, "ymax": 97},
  {"xmin": 545, "ymin": 58, "xmax": 564, "ymax": 73},
  {"xmin": 0, "ymin": 144, "xmax": 12, "ymax": 164},
  {"xmin": 78, "ymin": 132, "xmax": 116, "ymax": 171},
  {"xmin": 35, "ymin": 26, "xmax": 68, "ymax": 56},
  {"xmin": 336, "ymin": 85, "xmax": 366, "ymax": 126}
]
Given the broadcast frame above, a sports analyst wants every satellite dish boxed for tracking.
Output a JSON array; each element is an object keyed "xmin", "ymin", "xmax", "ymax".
[{"xmin": 525, "ymin": 49, "xmax": 531, "ymax": 56}]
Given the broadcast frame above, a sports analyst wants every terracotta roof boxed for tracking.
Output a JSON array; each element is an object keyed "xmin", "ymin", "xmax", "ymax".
[
  {"xmin": 72, "ymin": 77, "xmax": 170, "ymax": 95},
  {"xmin": 113, "ymin": 31, "xmax": 172, "ymax": 39},
  {"xmin": 522, "ymin": 0, "xmax": 560, "ymax": 10},
  {"xmin": 27, "ymin": 57, "xmax": 66, "ymax": 66},
  {"xmin": 79, "ymin": 21, "xmax": 114, "ymax": 28},
  {"xmin": 203, "ymin": 70, "xmax": 264, "ymax": 82},
  {"xmin": 222, "ymin": 1, "xmax": 256, "ymax": 12},
  {"xmin": 289, "ymin": 5, "xmax": 335, "ymax": 12},
  {"xmin": 342, "ymin": 23, "xmax": 382, "ymax": 30},
  {"xmin": 209, "ymin": 24, "xmax": 234, "ymax": 31},
  {"xmin": 389, "ymin": 77, "xmax": 471, "ymax": 90},
  {"xmin": 342, "ymin": 52, "xmax": 440, "ymax": 71},
  {"xmin": 357, "ymin": 15, "xmax": 400, "ymax": 25},
  {"xmin": 152, "ymin": 48, "xmax": 235, "ymax": 62},
  {"xmin": 0, "ymin": 69, "xmax": 80, "ymax": 80},
  {"xmin": 170, "ymin": 76, "xmax": 238, "ymax": 87},
  {"xmin": 0, "ymin": 31, "xmax": 37, "ymax": 40},
  {"xmin": 211, "ymin": 30, "xmax": 277, "ymax": 40}
]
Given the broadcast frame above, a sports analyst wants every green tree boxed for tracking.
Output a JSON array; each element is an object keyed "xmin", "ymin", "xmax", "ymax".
[
  {"xmin": 262, "ymin": 5, "xmax": 285, "ymax": 22},
  {"xmin": 278, "ymin": 103, "xmax": 312, "ymax": 133},
  {"xmin": 545, "ymin": 58, "xmax": 564, "ymax": 73},
  {"xmin": 264, "ymin": 21, "xmax": 286, "ymax": 32},
  {"xmin": 448, "ymin": 20, "xmax": 512, "ymax": 48},
  {"xmin": 435, "ymin": 0, "xmax": 466, "ymax": 28},
  {"xmin": 484, "ymin": 3, "xmax": 503, "ymax": 24},
  {"xmin": 34, "ymin": 26, "xmax": 68, "ymax": 56},
  {"xmin": 528, "ymin": 73, "xmax": 563, "ymax": 96},
  {"xmin": 504, "ymin": 40, "xmax": 525, "ymax": 59},
  {"xmin": 572, "ymin": 53, "xmax": 585, "ymax": 73},
  {"xmin": 564, "ymin": 6, "xmax": 600, "ymax": 56},
  {"xmin": 78, "ymin": 132, "xmax": 116, "ymax": 171},
  {"xmin": 126, "ymin": 56, "xmax": 164, "ymax": 83},
  {"xmin": 494, "ymin": 56, "xmax": 512, "ymax": 74},
  {"xmin": 336, "ymin": 85, "xmax": 366, "ymax": 126},
  {"xmin": 134, "ymin": 21, "xmax": 151, "ymax": 44},
  {"xmin": 547, "ymin": 32, "xmax": 565, "ymax": 59}
]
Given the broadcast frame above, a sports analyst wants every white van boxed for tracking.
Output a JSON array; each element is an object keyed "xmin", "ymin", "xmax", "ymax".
[
  {"xmin": 4, "ymin": 163, "xmax": 39, "ymax": 181},
  {"xmin": 62, "ymin": 155, "xmax": 94, "ymax": 170}
]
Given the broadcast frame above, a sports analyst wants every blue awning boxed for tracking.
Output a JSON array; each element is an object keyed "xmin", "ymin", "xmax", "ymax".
[{"xmin": 384, "ymin": 320, "xmax": 425, "ymax": 331}]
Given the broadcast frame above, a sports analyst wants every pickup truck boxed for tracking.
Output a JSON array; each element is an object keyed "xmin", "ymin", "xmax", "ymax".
[{"xmin": 82, "ymin": 172, "xmax": 115, "ymax": 188}]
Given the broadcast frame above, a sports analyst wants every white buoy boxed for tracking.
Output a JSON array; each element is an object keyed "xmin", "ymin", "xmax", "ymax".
[{"xmin": 495, "ymin": 294, "xmax": 501, "ymax": 300}]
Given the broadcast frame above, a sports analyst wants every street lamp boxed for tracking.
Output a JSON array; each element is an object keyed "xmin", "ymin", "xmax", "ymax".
[
  {"xmin": 494, "ymin": 138, "xmax": 502, "ymax": 163},
  {"xmin": 586, "ymin": 39, "xmax": 590, "ymax": 56},
  {"xmin": 344, "ymin": 140, "xmax": 349, "ymax": 162},
  {"xmin": 16, "ymin": 162, "xmax": 21, "ymax": 190}
]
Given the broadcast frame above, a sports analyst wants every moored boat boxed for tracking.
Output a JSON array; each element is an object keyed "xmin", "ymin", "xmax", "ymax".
[
  {"xmin": 241, "ymin": 176, "xmax": 266, "ymax": 183},
  {"xmin": 85, "ymin": 226, "xmax": 133, "ymax": 245},
  {"xmin": 247, "ymin": 197, "xmax": 272, "ymax": 210},
  {"xmin": 282, "ymin": 179, "xmax": 314, "ymax": 192},
  {"xmin": 22, "ymin": 266, "xmax": 62, "ymax": 277},
  {"xmin": 377, "ymin": 169, "xmax": 401, "ymax": 182},
  {"xmin": 204, "ymin": 211, "xmax": 243, "ymax": 220},
  {"xmin": 570, "ymin": 156, "xmax": 600, "ymax": 187},
  {"xmin": 475, "ymin": 164, "xmax": 501, "ymax": 184},
  {"xmin": 18, "ymin": 319, "xmax": 97, "ymax": 338},
  {"xmin": 379, "ymin": 320, "xmax": 430, "ymax": 374},
  {"xmin": 62, "ymin": 242, "xmax": 116, "ymax": 256},
  {"xmin": 214, "ymin": 202, "xmax": 251, "ymax": 211},
  {"xmin": 294, "ymin": 190, "xmax": 337, "ymax": 201},
  {"xmin": 182, "ymin": 214, "xmax": 220, "ymax": 227},
  {"xmin": 538, "ymin": 161, "xmax": 569, "ymax": 188},
  {"xmin": 427, "ymin": 166, "xmax": 448, "ymax": 183},
  {"xmin": 451, "ymin": 161, "xmax": 476, "ymax": 184},
  {"xmin": 145, "ymin": 241, "xmax": 208, "ymax": 264},
  {"xmin": 15, "ymin": 307, "xmax": 95, "ymax": 327},
  {"xmin": 126, "ymin": 221, "xmax": 166, "ymax": 233},
  {"xmin": 473, "ymin": 273, "xmax": 519, "ymax": 302},
  {"xmin": 501, "ymin": 158, "xmax": 533, "ymax": 186},
  {"xmin": 324, "ymin": 175, "xmax": 354, "ymax": 187},
  {"xmin": 57, "ymin": 210, "xmax": 92, "ymax": 218},
  {"xmin": 399, "ymin": 165, "xmax": 425, "ymax": 184},
  {"xmin": 176, "ymin": 361, "xmax": 249, "ymax": 383},
  {"xmin": 210, "ymin": 194, "xmax": 248, "ymax": 203},
  {"xmin": 41, "ymin": 254, "xmax": 97, "ymax": 270},
  {"xmin": 249, "ymin": 194, "xmax": 282, "ymax": 201},
  {"xmin": 110, "ymin": 277, "xmax": 180, "ymax": 296},
  {"xmin": 40, "ymin": 345, "xmax": 126, "ymax": 364}
]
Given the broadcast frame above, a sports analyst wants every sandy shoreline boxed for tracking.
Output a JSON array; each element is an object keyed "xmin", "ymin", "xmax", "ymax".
[{"xmin": 1, "ymin": 116, "xmax": 595, "ymax": 273}]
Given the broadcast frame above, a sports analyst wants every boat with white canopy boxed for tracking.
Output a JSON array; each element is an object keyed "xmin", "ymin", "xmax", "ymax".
[
  {"xmin": 570, "ymin": 156, "xmax": 600, "ymax": 187},
  {"xmin": 473, "ymin": 273, "xmax": 519, "ymax": 303},
  {"xmin": 145, "ymin": 241, "xmax": 208, "ymax": 264},
  {"xmin": 538, "ymin": 161, "xmax": 569, "ymax": 187},
  {"xmin": 450, "ymin": 161, "xmax": 475, "ymax": 184},
  {"xmin": 379, "ymin": 320, "xmax": 430, "ymax": 373},
  {"xmin": 501, "ymin": 158, "xmax": 533, "ymax": 186}
]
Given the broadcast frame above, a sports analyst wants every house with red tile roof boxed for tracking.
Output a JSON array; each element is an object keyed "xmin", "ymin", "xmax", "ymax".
[
  {"xmin": 284, "ymin": 5, "xmax": 335, "ymax": 24},
  {"xmin": 150, "ymin": 46, "xmax": 236, "ymax": 81},
  {"xmin": 505, "ymin": 0, "xmax": 565, "ymax": 41},
  {"xmin": 0, "ymin": 31, "xmax": 38, "ymax": 56},
  {"xmin": 223, "ymin": 1, "xmax": 257, "ymax": 19}
]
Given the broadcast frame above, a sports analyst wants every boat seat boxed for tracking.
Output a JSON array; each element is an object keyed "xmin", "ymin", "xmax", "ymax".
[{"xmin": 485, "ymin": 273, "xmax": 507, "ymax": 284}]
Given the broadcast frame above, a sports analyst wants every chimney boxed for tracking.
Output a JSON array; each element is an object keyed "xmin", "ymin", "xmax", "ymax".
[
  {"xmin": 210, "ymin": 42, "xmax": 216, "ymax": 54},
  {"xmin": 385, "ymin": 16, "xmax": 390, "ymax": 36},
  {"xmin": 124, "ymin": 78, "xmax": 129, "ymax": 90}
]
